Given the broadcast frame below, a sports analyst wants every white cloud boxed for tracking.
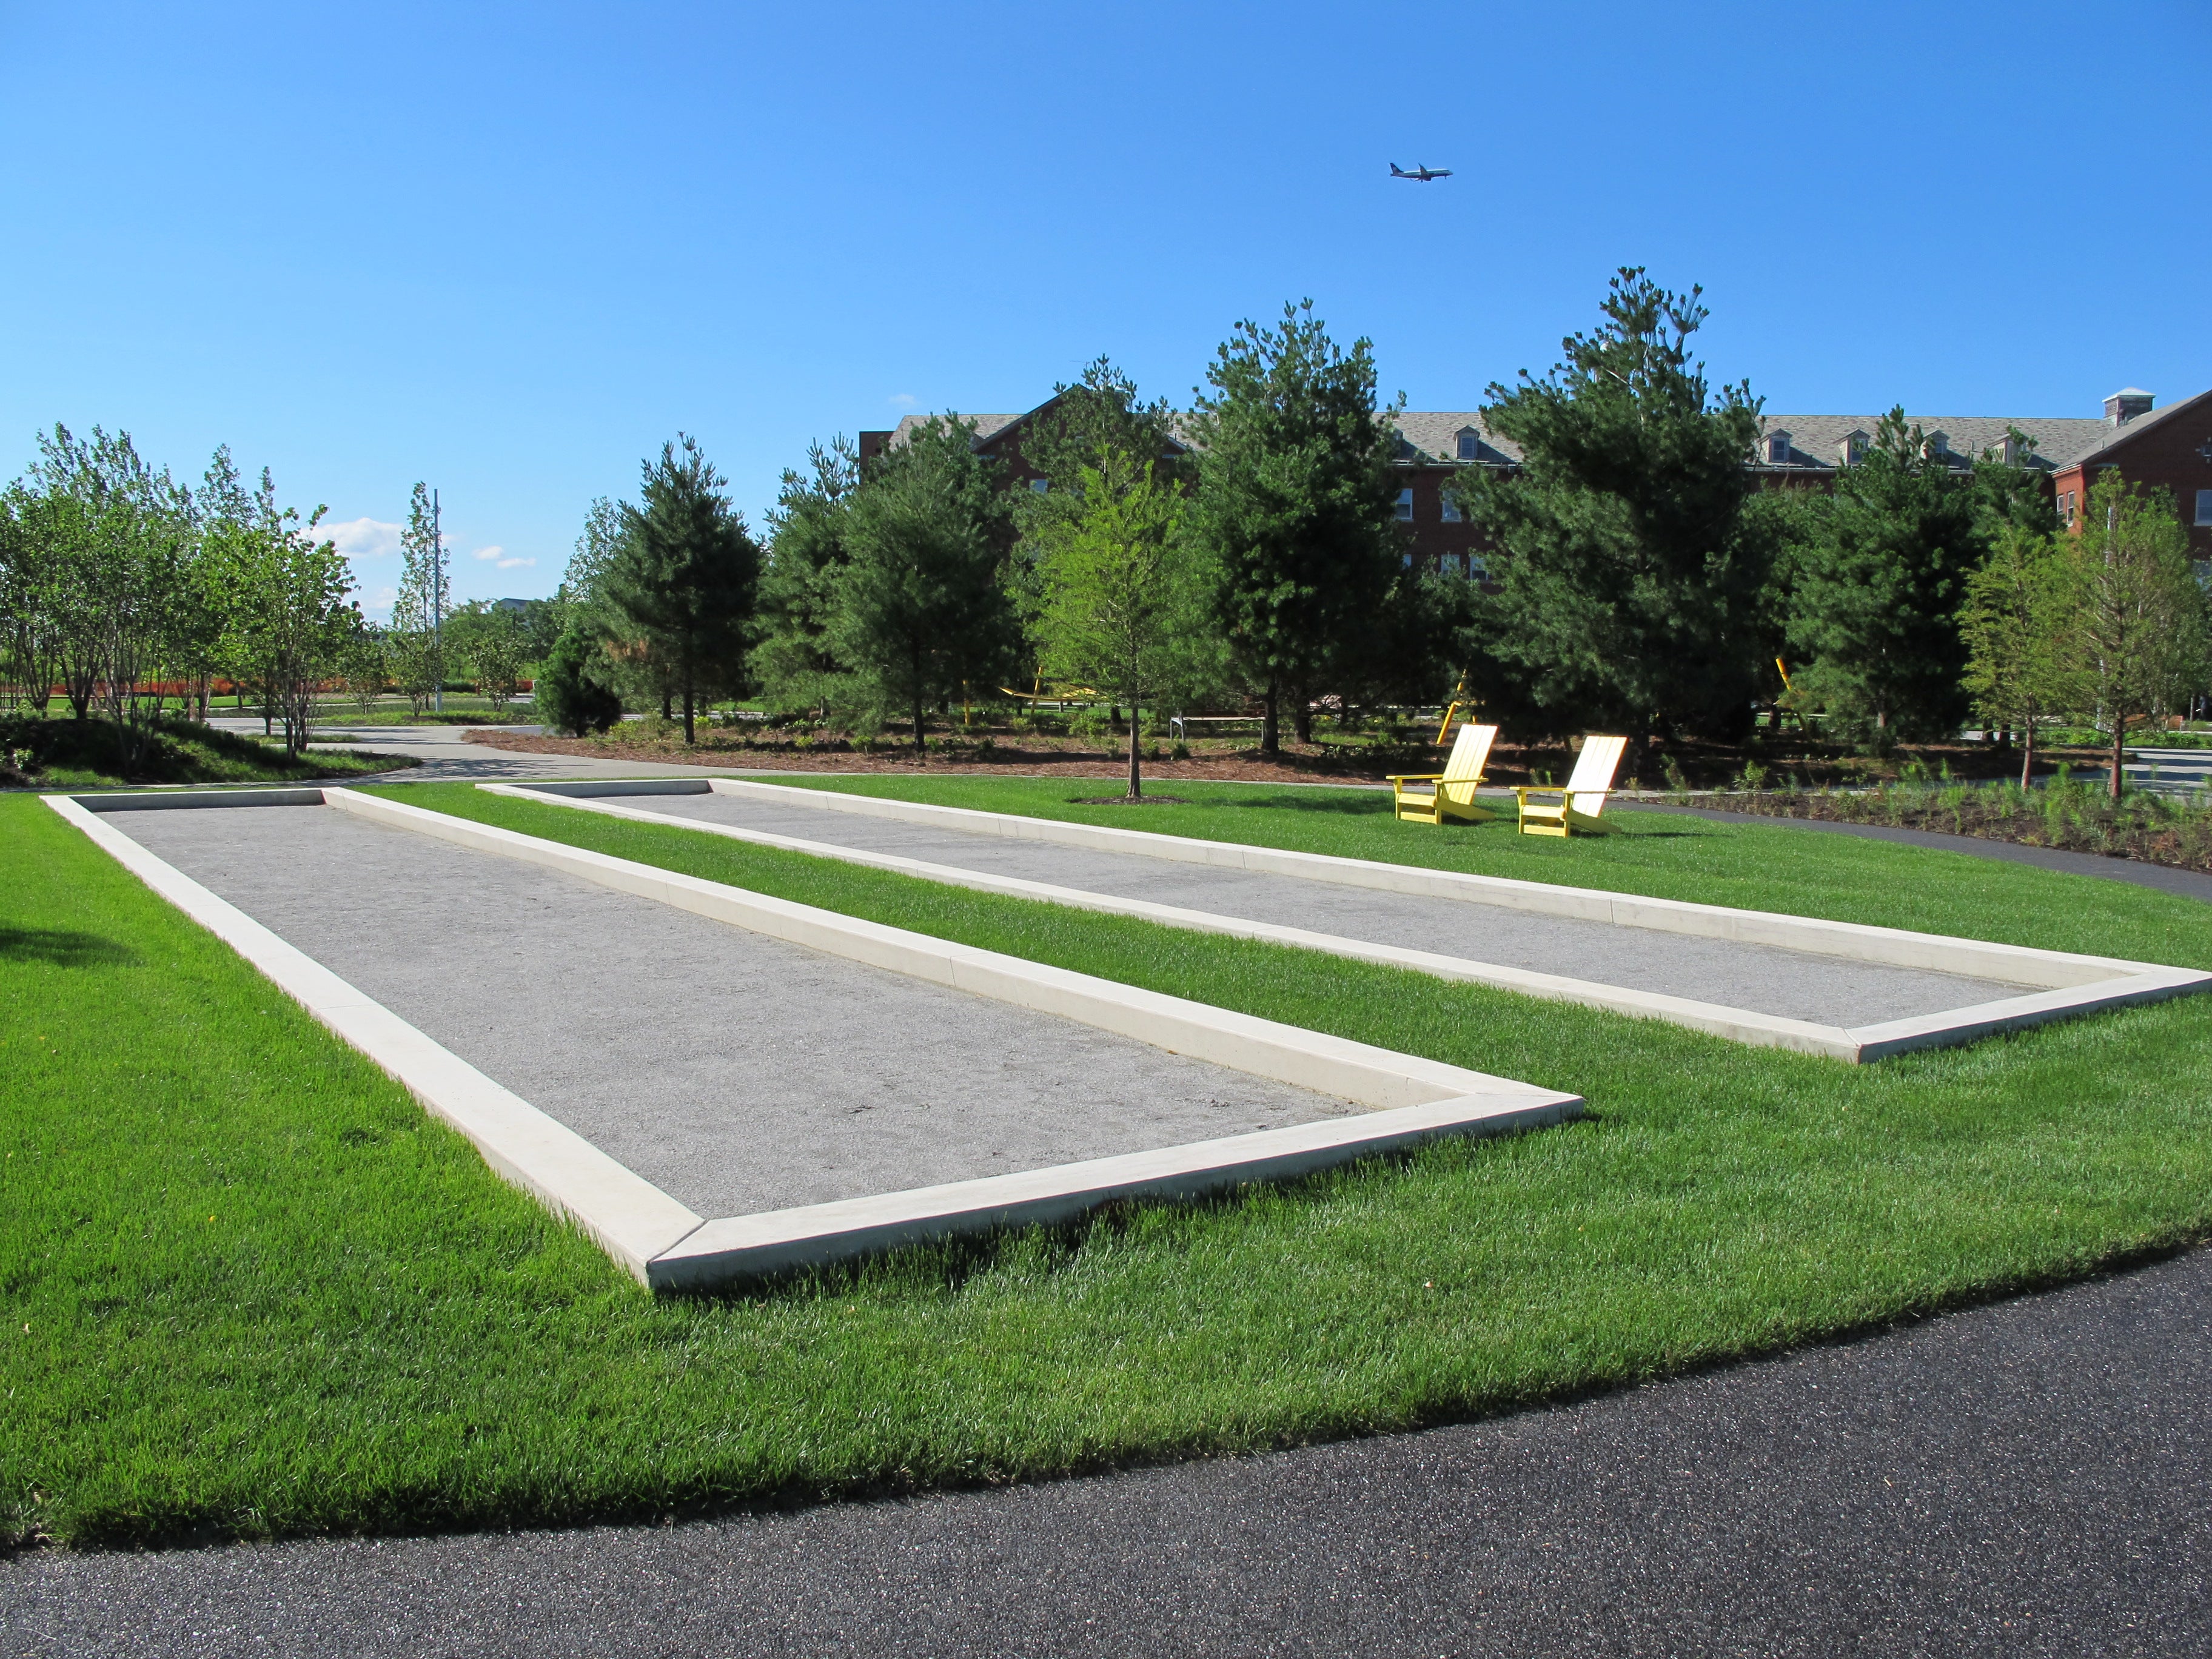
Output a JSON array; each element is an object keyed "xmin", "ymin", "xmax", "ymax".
[
  {"xmin": 472, "ymin": 545, "xmax": 504, "ymax": 561},
  {"xmin": 494, "ymin": 556, "xmax": 535, "ymax": 570},
  {"xmin": 468, "ymin": 544, "xmax": 536, "ymax": 571},
  {"xmin": 888, "ymin": 392, "xmax": 917, "ymax": 409},
  {"xmin": 324, "ymin": 516, "xmax": 403, "ymax": 558}
]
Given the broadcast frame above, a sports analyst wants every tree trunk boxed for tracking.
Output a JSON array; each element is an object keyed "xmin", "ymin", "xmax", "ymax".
[
  {"xmin": 682, "ymin": 669, "xmax": 695, "ymax": 745},
  {"xmin": 2019, "ymin": 720, "xmax": 2036, "ymax": 791},
  {"xmin": 1260, "ymin": 678, "xmax": 1279, "ymax": 756},
  {"xmin": 913, "ymin": 697, "xmax": 927, "ymax": 756},
  {"xmin": 1127, "ymin": 699, "xmax": 1142, "ymax": 800},
  {"xmin": 2111, "ymin": 717, "xmax": 2127, "ymax": 801},
  {"xmin": 1292, "ymin": 697, "xmax": 1313, "ymax": 745}
]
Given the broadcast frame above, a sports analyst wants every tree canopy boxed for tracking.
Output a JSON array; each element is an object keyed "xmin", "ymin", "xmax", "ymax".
[
  {"xmin": 605, "ymin": 435, "xmax": 760, "ymax": 743},
  {"xmin": 1464, "ymin": 268, "xmax": 1772, "ymax": 743},
  {"xmin": 1185, "ymin": 301, "xmax": 1401, "ymax": 752}
]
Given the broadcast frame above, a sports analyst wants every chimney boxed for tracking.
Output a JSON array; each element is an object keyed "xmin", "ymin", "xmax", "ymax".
[{"xmin": 2103, "ymin": 387, "xmax": 2154, "ymax": 427}]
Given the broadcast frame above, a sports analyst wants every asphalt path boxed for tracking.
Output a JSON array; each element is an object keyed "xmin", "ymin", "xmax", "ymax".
[{"xmin": 8, "ymin": 1246, "xmax": 2208, "ymax": 1657}]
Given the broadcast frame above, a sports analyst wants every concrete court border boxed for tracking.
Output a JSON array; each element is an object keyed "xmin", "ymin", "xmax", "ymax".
[
  {"xmin": 49, "ymin": 788, "xmax": 1582, "ymax": 1290},
  {"xmin": 491, "ymin": 777, "xmax": 2212, "ymax": 1063}
]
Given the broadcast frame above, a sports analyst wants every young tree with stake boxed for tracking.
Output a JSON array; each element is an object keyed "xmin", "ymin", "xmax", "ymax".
[
  {"xmin": 1025, "ymin": 446, "xmax": 1200, "ymax": 799},
  {"xmin": 1959, "ymin": 523, "xmax": 2071, "ymax": 788},
  {"xmin": 2059, "ymin": 474, "xmax": 2209, "ymax": 799}
]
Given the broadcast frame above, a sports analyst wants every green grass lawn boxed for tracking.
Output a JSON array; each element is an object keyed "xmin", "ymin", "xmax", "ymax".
[{"xmin": 7, "ymin": 782, "xmax": 2212, "ymax": 1550}]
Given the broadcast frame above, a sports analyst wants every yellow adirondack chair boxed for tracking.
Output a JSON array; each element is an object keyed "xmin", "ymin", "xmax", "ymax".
[
  {"xmin": 1388, "ymin": 723, "xmax": 1498, "ymax": 824},
  {"xmin": 1513, "ymin": 734, "xmax": 1628, "ymax": 836}
]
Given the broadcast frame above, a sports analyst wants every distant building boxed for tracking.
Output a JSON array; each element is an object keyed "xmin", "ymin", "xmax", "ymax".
[{"xmin": 865, "ymin": 384, "xmax": 2212, "ymax": 571}]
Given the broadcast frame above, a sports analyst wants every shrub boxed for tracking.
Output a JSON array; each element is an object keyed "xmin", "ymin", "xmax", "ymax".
[{"xmin": 534, "ymin": 626, "xmax": 623, "ymax": 737}]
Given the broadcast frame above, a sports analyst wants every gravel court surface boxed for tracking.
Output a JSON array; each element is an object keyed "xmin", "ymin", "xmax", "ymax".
[
  {"xmin": 107, "ymin": 804, "xmax": 1352, "ymax": 1219},
  {"xmin": 616, "ymin": 788, "xmax": 2030, "ymax": 1027},
  {"xmin": 10, "ymin": 1247, "xmax": 2207, "ymax": 1657}
]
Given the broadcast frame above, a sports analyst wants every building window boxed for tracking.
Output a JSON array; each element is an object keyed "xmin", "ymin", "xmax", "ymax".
[
  {"xmin": 2196, "ymin": 490, "xmax": 2212, "ymax": 526},
  {"xmin": 1441, "ymin": 494, "xmax": 1463, "ymax": 523},
  {"xmin": 1456, "ymin": 428, "xmax": 1481, "ymax": 460},
  {"xmin": 1766, "ymin": 433, "xmax": 1789, "ymax": 464},
  {"xmin": 1395, "ymin": 488, "xmax": 1415, "ymax": 521},
  {"xmin": 1028, "ymin": 478, "xmax": 1049, "ymax": 494},
  {"xmin": 1468, "ymin": 554, "xmax": 1489, "ymax": 581}
]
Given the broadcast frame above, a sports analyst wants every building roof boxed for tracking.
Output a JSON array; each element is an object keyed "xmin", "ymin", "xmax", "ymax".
[
  {"xmin": 1389, "ymin": 412, "xmax": 1523, "ymax": 464},
  {"xmin": 2063, "ymin": 386, "xmax": 2212, "ymax": 471},
  {"xmin": 888, "ymin": 412, "xmax": 1027, "ymax": 448},
  {"xmin": 885, "ymin": 390, "xmax": 2204, "ymax": 475}
]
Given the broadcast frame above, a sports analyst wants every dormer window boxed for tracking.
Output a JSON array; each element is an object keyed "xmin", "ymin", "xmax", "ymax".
[
  {"xmin": 1765, "ymin": 431, "xmax": 1791, "ymax": 465},
  {"xmin": 1923, "ymin": 431, "xmax": 1950, "ymax": 462},
  {"xmin": 1839, "ymin": 430, "xmax": 1869, "ymax": 466},
  {"xmin": 1455, "ymin": 427, "xmax": 1481, "ymax": 461}
]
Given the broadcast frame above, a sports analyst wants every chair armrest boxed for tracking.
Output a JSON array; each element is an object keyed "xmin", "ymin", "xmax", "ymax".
[
  {"xmin": 1386, "ymin": 773, "xmax": 1444, "ymax": 785},
  {"xmin": 1512, "ymin": 786, "xmax": 1567, "ymax": 804}
]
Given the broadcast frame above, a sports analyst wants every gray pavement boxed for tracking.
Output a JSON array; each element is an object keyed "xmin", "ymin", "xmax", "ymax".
[
  {"xmin": 110, "ymin": 803, "xmax": 1347, "ymax": 1219},
  {"xmin": 594, "ymin": 786, "xmax": 2031, "ymax": 1027},
  {"xmin": 230, "ymin": 721, "xmax": 754, "ymax": 785},
  {"xmin": 8, "ymin": 1244, "xmax": 2207, "ymax": 1657}
]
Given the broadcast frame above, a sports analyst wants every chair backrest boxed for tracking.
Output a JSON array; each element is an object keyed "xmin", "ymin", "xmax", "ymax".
[
  {"xmin": 1439, "ymin": 723, "xmax": 1498, "ymax": 803},
  {"xmin": 1565, "ymin": 734, "xmax": 1628, "ymax": 816}
]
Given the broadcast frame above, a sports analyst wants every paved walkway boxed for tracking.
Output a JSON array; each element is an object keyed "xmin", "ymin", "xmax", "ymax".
[
  {"xmin": 207, "ymin": 720, "xmax": 748, "ymax": 785},
  {"xmin": 615, "ymin": 786, "xmax": 2028, "ymax": 1027},
  {"xmin": 110, "ymin": 802, "xmax": 1342, "ymax": 1218},
  {"xmin": 9, "ymin": 1245, "xmax": 2205, "ymax": 1657}
]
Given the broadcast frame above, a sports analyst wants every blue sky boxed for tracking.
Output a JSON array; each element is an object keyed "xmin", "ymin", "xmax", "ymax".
[{"xmin": 3, "ymin": 1, "xmax": 2205, "ymax": 615}]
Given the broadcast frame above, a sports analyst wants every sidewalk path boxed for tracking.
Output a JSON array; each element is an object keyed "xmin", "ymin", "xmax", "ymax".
[{"xmin": 8, "ymin": 1245, "xmax": 2205, "ymax": 1657}]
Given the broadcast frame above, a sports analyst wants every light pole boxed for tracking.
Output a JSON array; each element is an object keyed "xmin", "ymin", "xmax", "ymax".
[{"xmin": 432, "ymin": 488, "xmax": 444, "ymax": 716}]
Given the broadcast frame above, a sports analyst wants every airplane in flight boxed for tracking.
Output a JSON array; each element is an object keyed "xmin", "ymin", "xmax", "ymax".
[{"xmin": 1389, "ymin": 162, "xmax": 1453, "ymax": 181}]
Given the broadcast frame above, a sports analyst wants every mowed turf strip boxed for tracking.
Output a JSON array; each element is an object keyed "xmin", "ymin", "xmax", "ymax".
[{"xmin": 4, "ymin": 784, "xmax": 2211, "ymax": 1550}]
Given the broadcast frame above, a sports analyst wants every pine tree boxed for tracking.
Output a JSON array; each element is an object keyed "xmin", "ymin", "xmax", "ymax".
[
  {"xmin": 605, "ymin": 435, "xmax": 759, "ymax": 744},
  {"xmin": 1464, "ymin": 269, "xmax": 1771, "ymax": 745},
  {"xmin": 833, "ymin": 416, "xmax": 1016, "ymax": 752},
  {"xmin": 1783, "ymin": 410, "xmax": 1982, "ymax": 739},
  {"xmin": 1185, "ymin": 302, "xmax": 1400, "ymax": 753},
  {"xmin": 754, "ymin": 437, "xmax": 860, "ymax": 720}
]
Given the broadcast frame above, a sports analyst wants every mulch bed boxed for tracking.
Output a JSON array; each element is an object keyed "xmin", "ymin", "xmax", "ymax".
[
  {"xmin": 1706, "ymin": 788, "xmax": 2212, "ymax": 874},
  {"xmin": 465, "ymin": 728, "xmax": 1418, "ymax": 786}
]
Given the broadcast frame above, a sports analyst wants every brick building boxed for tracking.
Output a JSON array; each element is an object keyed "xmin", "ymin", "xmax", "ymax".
[{"xmin": 865, "ymin": 384, "xmax": 2212, "ymax": 567}]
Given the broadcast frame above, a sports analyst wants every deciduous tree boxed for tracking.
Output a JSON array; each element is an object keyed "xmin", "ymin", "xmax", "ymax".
[
  {"xmin": 1959, "ymin": 523, "xmax": 2071, "ymax": 786},
  {"xmin": 1025, "ymin": 445, "xmax": 1201, "ymax": 799},
  {"xmin": 2059, "ymin": 474, "xmax": 2208, "ymax": 799}
]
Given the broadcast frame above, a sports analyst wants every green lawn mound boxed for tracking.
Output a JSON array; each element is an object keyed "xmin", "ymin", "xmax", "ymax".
[
  {"xmin": 5, "ymin": 783, "xmax": 2209, "ymax": 1550},
  {"xmin": 0, "ymin": 712, "xmax": 414, "ymax": 789}
]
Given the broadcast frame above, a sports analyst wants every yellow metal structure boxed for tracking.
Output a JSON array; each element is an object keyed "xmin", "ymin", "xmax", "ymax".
[
  {"xmin": 1513, "ymin": 734, "xmax": 1628, "ymax": 836},
  {"xmin": 1434, "ymin": 673, "xmax": 1473, "ymax": 749},
  {"xmin": 1388, "ymin": 723, "xmax": 1499, "ymax": 824}
]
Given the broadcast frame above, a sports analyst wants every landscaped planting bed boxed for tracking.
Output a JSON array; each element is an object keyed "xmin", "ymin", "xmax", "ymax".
[
  {"xmin": 7, "ymin": 782, "xmax": 2212, "ymax": 1549},
  {"xmin": 0, "ymin": 712, "xmax": 411, "ymax": 789}
]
